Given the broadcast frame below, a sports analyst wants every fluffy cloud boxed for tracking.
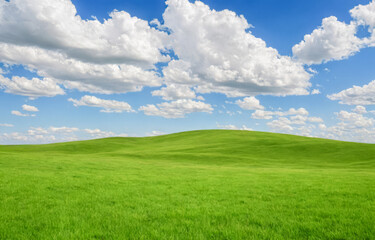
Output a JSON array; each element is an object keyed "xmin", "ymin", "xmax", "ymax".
[
  {"xmin": 319, "ymin": 109, "xmax": 375, "ymax": 143},
  {"xmin": 251, "ymin": 110, "xmax": 274, "ymax": 120},
  {"xmin": 293, "ymin": 1, "xmax": 375, "ymax": 65},
  {"xmin": 353, "ymin": 105, "xmax": 367, "ymax": 114},
  {"xmin": 69, "ymin": 95, "xmax": 133, "ymax": 113},
  {"xmin": 0, "ymin": 0, "xmax": 169, "ymax": 95},
  {"xmin": 0, "ymin": 0, "xmax": 168, "ymax": 66},
  {"xmin": 235, "ymin": 97, "xmax": 264, "ymax": 110},
  {"xmin": 0, "ymin": 126, "xmax": 128, "ymax": 144},
  {"xmin": 0, "ymin": 44, "xmax": 163, "ymax": 94},
  {"xmin": 11, "ymin": 110, "xmax": 35, "ymax": 117},
  {"xmin": 252, "ymin": 107, "xmax": 324, "ymax": 137},
  {"xmin": 292, "ymin": 17, "xmax": 362, "ymax": 65},
  {"xmin": 146, "ymin": 130, "xmax": 166, "ymax": 136},
  {"xmin": 139, "ymin": 99, "xmax": 213, "ymax": 118},
  {"xmin": 350, "ymin": 0, "xmax": 375, "ymax": 46},
  {"xmin": 0, "ymin": 75, "xmax": 64, "ymax": 98},
  {"xmin": 336, "ymin": 110, "xmax": 374, "ymax": 128},
  {"xmin": 161, "ymin": 0, "xmax": 311, "ymax": 97},
  {"xmin": 84, "ymin": 129, "xmax": 117, "ymax": 138},
  {"xmin": 251, "ymin": 107, "xmax": 309, "ymax": 120},
  {"xmin": 311, "ymin": 89, "xmax": 321, "ymax": 95},
  {"xmin": 152, "ymin": 84, "xmax": 198, "ymax": 100},
  {"xmin": 327, "ymin": 80, "xmax": 375, "ymax": 105},
  {"xmin": 307, "ymin": 117, "xmax": 324, "ymax": 123},
  {"xmin": 267, "ymin": 117, "xmax": 294, "ymax": 132},
  {"xmin": 22, "ymin": 104, "xmax": 38, "ymax": 112},
  {"xmin": 217, "ymin": 124, "xmax": 252, "ymax": 131}
]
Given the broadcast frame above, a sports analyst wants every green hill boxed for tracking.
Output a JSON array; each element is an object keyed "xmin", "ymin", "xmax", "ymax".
[{"xmin": 0, "ymin": 130, "xmax": 374, "ymax": 239}]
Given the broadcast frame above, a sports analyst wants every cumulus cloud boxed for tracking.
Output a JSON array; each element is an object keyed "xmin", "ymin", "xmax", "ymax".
[
  {"xmin": 327, "ymin": 80, "xmax": 375, "ymax": 105},
  {"xmin": 146, "ymin": 130, "xmax": 166, "ymax": 136},
  {"xmin": 319, "ymin": 109, "xmax": 375, "ymax": 143},
  {"xmin": 353, "ymin": 105, "xmax": 367, "ymax": 114},
  {"xmin": 311, "ymin": 89, "xmax": 321, "ymax": 95},
  {"xmin": 161, "ymin": 0, "xmax": 311, "ymax": 97},
  {"xmin": 293, "ymin": 17, "xmax": 362, "ymax": 65},
  {"xmin": 84, "ymin": 129, "xmax": 117, "ymax": 138},
  {"xmin": 69, "ymin": 95, "xmax": 133, "ymax": 113},
  {"xmin": 11, "ymin": 110, "xmax": 35, "ymax": 117},
  {"xmin": 0, "ymin": 0, "xmax": 168, "ymax": 66},
  {"xmin": 293, "ymin": 1, "xmax": 375, "ymax": 65},
  {"xmin": 0, "ymin": 0, "xmax": 169, "ymax": 95},
  {"xmin": 235, "ymin": 97, "xmax": 264, "ymax": 110},
  {"xmin": 251, "ymin": 110, "xmax": 274, "ymax": 120},
  {"xmin": 251, "ymin": 107, "xmax": 324, "ymax": 137},
  {"xmin": 251, "ymin": 107, "xmax": 308, "ymax": 120},
  {"xmin": 217, "ymin": 124, "xmax": 252, "ymax": 131},
  {"xmin": 0, "ymin": 126, "xmax": 128, "ymax": 144},
  {"xmin": 0, "ymin": 75, "xmax": 64, "ymax": 98},
  {"xmin": 308, "ymin": 117, "xmax": 324, "ymax": 123},
  {"xmin": 139, "ymin": 99, "xmax": 213, "ymax": 118},
  {"xmin": 350, "ymin": 0, "xmax": 375, "ymax": 46},
  {"xmin": 22, "ymin": 104, "xmax": 38, "ymax": 112},
  {"xmin": 267, "ymin": 117, "xmax": 294, "ymax": 132},
  {"xmin": 152, "ymin": 84, "xmax": 197, "ymax": 100},
  {"xmin": 0, "ymin": 44, "xmax": 163, "ymax": 94}
]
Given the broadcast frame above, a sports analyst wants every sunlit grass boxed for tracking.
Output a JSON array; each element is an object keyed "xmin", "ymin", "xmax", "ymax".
[{"xmin": 0, "ymin": 130, "xmax": 374, "ymax": 239}]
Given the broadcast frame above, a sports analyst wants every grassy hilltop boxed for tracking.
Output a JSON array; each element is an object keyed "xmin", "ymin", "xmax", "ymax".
[{"xmin": 0, "ymin": 130, "xmax": 374, "ymax": 239}]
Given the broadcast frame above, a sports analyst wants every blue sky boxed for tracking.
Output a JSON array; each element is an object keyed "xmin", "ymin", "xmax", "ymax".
[{"xmin": 1, "ymin": 0, "xmax": 375, "ymax": 143}]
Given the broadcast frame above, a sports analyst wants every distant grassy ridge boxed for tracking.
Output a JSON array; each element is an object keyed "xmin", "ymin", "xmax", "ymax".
[
  {"xmin": 0, "ymin": 130, "xmax": 374, "ymax": 239},
  {"xmin": 2, "ymin": 130, "xmax": 374, "ymax": 168}
]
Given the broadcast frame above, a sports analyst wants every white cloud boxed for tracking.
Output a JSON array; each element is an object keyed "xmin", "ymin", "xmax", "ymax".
[
  {"xmin": 84, "ymin": 128, "xmax": 116, "ymax": 138},
  {"xmin": 139, "ymin": 99, "xmax": 213, "ymax": 118},
  {"xmin": 0, "ymin": 126, "xmax": 128, "ymax": 144},
  {"xmin": 251, "ymin": 110, "xmax": 275, "ymax": 120},
  {"xmin": 0, "ymin": 0, "xmax": 168, "ymax": 66},
  {"xmin": 49, "ymin": 126, "xmax": 79, "ymax": 133},
  {"xmin": 328, "ymin": 80, "xmax": 375, "ymax": 105},
  {"xmin": 290, "ymin": 115, "xmax": 308, "ymax": 125},
  {"xmin": 152, "ymin": 84, "xmax": 197, "ymax": 100},
  {"xmin": 146, "ymin": 130, "xmax": 166, "ymax": 136},
  {"xmin": 11, "ymin": 110, "xmax": 35, "ymax": 117},
  {"xmin": 336, "ymin": 110, "xmax": 374, "ymax": 128},
  {"xmin": 251, "ymin": 107, "xmax": 308, "ymax": 120},
  {"xmin": 0, "ymin": 0, "xmax": 169, "ymax": 95},
  {"xmin": 293, "ymin": 16, "xmax": 362, "ymax": 65},
  {"xmin": 267, "ymin": 117, "xmax": 294, "ymax": 132},
  {"xmin": 318, "ymin": 109, "xmax": 375, "ymax": 143},
  {"xmin": 351, "ymin": 1, "xmax": 375, "ymax": 28},
  {"xmin": 350, "ymin": 0, "xmax": 375, "ymax": 46},
  {"xmin": 162, "ymin": 0, "xmax": 311, "ymax": 97},
  {"xmin": 353, "ymin": 105, "xmax": 367, "ymax": 114},
  {"xmin": 307, "ymin": 68, "xmax": 318, "ymax": 74},
  {"xmin": 69, "ymin": 95, "xmax": 133, "ymax": 113},
  {"xmin": 217, "ymin": 123, "xmax": 252, "ymax": 131},
  {"xmin": 22, "ymin": 104, "xmax": 38, "ymax": 112},
  {"xmin": 235, "ymin": 97, "xmax": 264, "ymax": 110},
  {"xmin": 0, "ymin": 44, "xmax": 163, "ymax": 94},
  {"xmin": 308, "ymin": 117, "xmax": 324, "ymax": 123},
  {"xmin": 285, "ymin": 108, "xmax": 309, "ymax": 116},
  {"xmin": 311, "ymin": 89, "xmax": 321, "ymax": 95},
  {"xmin": 293, "ymin": 1, "xmax": 375, "ymax": 65},
  {"xmin": 0, "ymin": 75, "xmax": 65, "ymax": 98},
  {"xmin": 0, "ymin": 123, "xmax": 13, "ymax": 127}
]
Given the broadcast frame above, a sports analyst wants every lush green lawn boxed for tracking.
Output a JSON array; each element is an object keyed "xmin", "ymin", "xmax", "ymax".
[{"xmin": 0, "ymin": 130, "xmax": 374, "ymax": 239}]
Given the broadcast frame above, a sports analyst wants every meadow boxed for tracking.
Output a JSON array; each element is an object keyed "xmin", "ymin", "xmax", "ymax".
[{"xmin": 0, "ymin": 130, "xmax": 374, "ymax": 239}]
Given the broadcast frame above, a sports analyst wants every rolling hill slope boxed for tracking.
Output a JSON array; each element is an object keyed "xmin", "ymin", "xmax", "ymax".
[{"xmin": 0, "ymin": 130, "xmax": 374, "ymax": 239}]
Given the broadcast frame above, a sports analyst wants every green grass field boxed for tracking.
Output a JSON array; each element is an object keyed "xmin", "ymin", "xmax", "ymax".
[{"xmin": 0, "ymin": 130, "xmax": 374, "ymax": 239}]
